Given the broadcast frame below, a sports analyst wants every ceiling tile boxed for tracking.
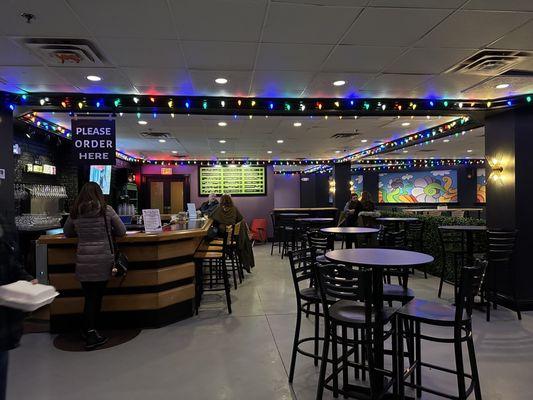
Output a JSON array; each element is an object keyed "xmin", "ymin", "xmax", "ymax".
[
  {"xmin": 415, "ymin": 74, "xmax": 489, "ymax": 99},
  {"xmin": 0, "ymin": 66, "xmax": 68, "ymax": 85},
  {"xmin": 464, "ymin": 0, "xmax": 533, "ymax": 11},
  {"xmin": 250, "ymin": 70, "xmax": 315, "ymax": 97},
  {"xmin": 255, "ymin": 43, "xmax": 332, "ymax": 71},
  {"xmin": 275, "ymin": 0, "xmax": 368, "ymax": 5},
  {"xmin": 416, "ymin": 11, "xmax": 532, "ymax": 48},
  {"xmin": 68, "ymin": 0, "xmax": 175, "ymax": 39},
  {"xmin": 342, "ymin": 8, "xmax": 451, "ymax": 46},
  {"xmin": 188, "ymin": 70, "xmax": 252, "ymax": 96},
  {"xmin": 302, "ymin": 72, "xmax": 376, "ymax": 97},
  {"xmin": 262, "ymin": 3, "xmax": 362, "ymax": 44},
  {"xmin": 169, "ymin": 0, "xmax": 266, "ymax": 42},
  {"xmin": 181, "ymin": 41, "xmax": 257, "ymax": 70},
  {"xmin": 361, "ymin": 73, "xmax": 433, "ymax": 96},
  {"xmin": 52, "ymin": 67, "xmax": 132, "ymax": 88},
  {"xmin": 133, "ymin": 86, "xmax": 196, "ymax": 96},
  {"xmin": 0, "ymin": 38, "xmax": 42, "ymax": 66},
  {"xmin": 323, "ymin": 46, "xmax": 406, "ymax": 73},
  {"xmin": 122, "ymin": 68, "xmax": 191, "ymax": 88},
  {"xmin": 98, "ymin": 38, "xmax": 185, "ymax": 68},
  {"xmin": 489, "ymin": 20, "xmax": 533, "ymax": 50},
  {"xmin": 0, "ymin": 0, "xmax": 91, "ymax": 37},
  {"xmin": 368, "ymin": 0, "xmax": 465, "ymax": 8},
  {"xmin": 462, "ymin": 75, "xmax": 533, "ymax": 98},
  {"xmin": 384, "ymin": 48, "xmax": 475, "ymax": 74},
  {"xmin": 14, "ymin": 84, "xmax": 80, "ymax": 93}
]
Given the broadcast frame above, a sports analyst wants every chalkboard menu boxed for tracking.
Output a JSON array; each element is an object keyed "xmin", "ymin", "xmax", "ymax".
[{"xmin": 199, "ymin": 166, "xmax": 266, "ymax": 196}]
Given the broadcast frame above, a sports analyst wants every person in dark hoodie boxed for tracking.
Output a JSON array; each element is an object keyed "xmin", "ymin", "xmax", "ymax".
[
  {"xmin": 63, "ymin": 182, "xmax": 126, "ymax": 350},
  {"xmin": 0, "ymin": 216, "xmax": 36, "ymax": 400}
]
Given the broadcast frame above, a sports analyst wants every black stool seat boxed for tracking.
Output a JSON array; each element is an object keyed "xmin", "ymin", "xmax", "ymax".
[
  {"xmin": 329, "ymin": 300, "xmax": 397, "ymax": 325},
  {"xmin": 316, "ymin": 254, "xmax": 328, "ymax": 264},
  {"xmin": 398, "ymin": 298, "xmax": 469, "ymax": 327},
  {"xmin": 300, "ymin": 287, "xmax": 321, "ymax": 302},
  {"xmin": 383, "ymin": 284, "xmax": 415, "ymax": 301}
]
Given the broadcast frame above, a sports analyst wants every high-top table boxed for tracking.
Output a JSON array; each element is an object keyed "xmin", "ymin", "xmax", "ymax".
[
  {"xmin": 375, "ymin": 217, "xmax": 419, "ymax": 231},
  {"xmin": 320, "ymin": 226, "xmax": 379, "ymax": 249},
  {"xmin": 438, "ymin": 225, "xmax": 487, "ymax": 265},
  {"xmin": 325, "ymin": 248, "xmax": 434, "ymax": 397}
]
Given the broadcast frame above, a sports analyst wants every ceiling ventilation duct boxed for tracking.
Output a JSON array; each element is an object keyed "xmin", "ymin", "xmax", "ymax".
[
  {"xmin": 19, "ymin": 38, "xmax": 107, "ymax": 66},
  {"xmin": 139, "ymin": 132, "xmax": 172, "ymax": 139},
  {"xmin": 446, "ymin": 49, "xmax": 532, "ymax": 76},
  {"xmin": 331, "ymin": 130, "xmax": 360, "ymax": 139}
]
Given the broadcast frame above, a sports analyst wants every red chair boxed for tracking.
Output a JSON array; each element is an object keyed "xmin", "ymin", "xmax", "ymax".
[{"xmin": 250, "ymin": 218, "xmax": 267, "ymax": 245}]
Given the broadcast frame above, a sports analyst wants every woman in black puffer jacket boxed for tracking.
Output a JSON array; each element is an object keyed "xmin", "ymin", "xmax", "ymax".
[
  {"xmin": 63, "ymin": 182, "xmax": 126, "ymax": 350},
  {"xmin": 0, "ymin": 216, "xmax": 34, "ymax": 400}
]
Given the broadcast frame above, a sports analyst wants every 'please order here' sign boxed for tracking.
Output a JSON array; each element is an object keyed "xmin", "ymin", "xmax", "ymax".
[{"xmin": 71, "ymin": 119, "xmax": 116, "ymax": 165}]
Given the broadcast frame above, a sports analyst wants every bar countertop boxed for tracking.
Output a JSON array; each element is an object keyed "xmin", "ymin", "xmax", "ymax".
[
  {"xmin": 272, "ymin": 207, "xmax": 338, "ymax": 212},
  {"xmin": 37, "ymin": 218, "xmax": 212, "ymax": 244}
]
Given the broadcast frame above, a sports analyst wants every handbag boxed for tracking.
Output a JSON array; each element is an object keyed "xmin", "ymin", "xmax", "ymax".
[{"xmin": 103, "ymin": 215, "xmax": 129, "ymax": 278}]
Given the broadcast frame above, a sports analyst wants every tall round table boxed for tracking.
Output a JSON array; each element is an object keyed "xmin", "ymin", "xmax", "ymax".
[
  {"xmin": 438, "ymin": 225, "xmax": 487, "ymax": 264},
  {"xmin": 375, "ymin": 217, "xmax": 419, "ymax": 231},
  {"xmin": 320, "ymin": 227, "xmax": 379, "ymax": 249},
  {"xmin": 325, "ymin": 248, "xmax": 434, "ymax": 395}
]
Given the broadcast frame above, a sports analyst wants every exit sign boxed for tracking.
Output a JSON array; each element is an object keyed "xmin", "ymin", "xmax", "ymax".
[{"xmin": 161, "ymin": 167, "xmax": 173, "ymax": 175}]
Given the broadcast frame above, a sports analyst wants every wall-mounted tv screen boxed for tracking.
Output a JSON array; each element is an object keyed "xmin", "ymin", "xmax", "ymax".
[
  {"xmin": 379, "ymin": 169, "xmax": 458, "ymax": 203},
  {"xmin": 90, "ymin": 165, "xmax": 112, "ymax": 195},
  {"xmin": 476, "ymin": 168, "xmax": 486, "ymax": 203},
  {"xmin": 199, "ymin": 165, "xmax": 266, "ymax": 196}
]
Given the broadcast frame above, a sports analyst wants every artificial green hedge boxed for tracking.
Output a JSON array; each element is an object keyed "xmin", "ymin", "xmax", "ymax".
[{"xmin": 378, "ymin": 210, "xmax": 486, "ymax": 276}]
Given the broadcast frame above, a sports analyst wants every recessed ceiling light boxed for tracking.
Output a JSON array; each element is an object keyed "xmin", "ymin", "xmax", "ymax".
[
  {"xmin": 219, "ymin": 139, "xmax": 226, "ymax": 144},
  {"xmin": 401, "ymin": 122, "xmax": 410, "ymax": 127},
  {"xmin": 267, "ymin": 150, "xmax": 272, "ymax": 154},
  {"xmin": 218, "ymin": 121, "xmax": 227, "ymax": 127},
  {"xmin": 443, "ymin": 139, "xmax": 450, "ymax": 143},
  {"xmin": 293, "ymin": 122, "xmax": 302, "ymax": 127},
  {"xmin": 158, "ymin": 139, "xmax": 166, "ymax": 143},
  {"xmin": 335, "ymin": 150, "xmax": 341, "ymax": 154},
  {"xmin": 220, "ymin": 150, "xmax": 226, "ymax": 154},
  {"xmin": 277, "ymin": 139, "xmax": 284, "ymax": 144},
  {"xmin": 361, "ymin": 139, "xmax": 368, "ymax": 143},
  {"xmin": 171, "ymin": 150, "xmax": 178, "ymax": 154},
  {"xmin": 333, "ymin": 80, "xmax": 346, "ymax": 86},
  {"xmin": 215, "ymin": 77, "xmax": 228, "ymax": 85},
  {"xmin": 496, "ymin": 83, "xmax": 509, "ymax": 89},
  {"xmin": 138, "ymin": 120, "xmax": 148, "ymax": 125},
  {"xmin": 86, "ymin": 75, "xmax": 102, "ymax": 82},
  {"xmin": 403, "ymin": 150, "xmax": 409, "ymax": 153},
  {"xmin": 467, "ymin": 149, "xmax": 473, "ymax": 153}
]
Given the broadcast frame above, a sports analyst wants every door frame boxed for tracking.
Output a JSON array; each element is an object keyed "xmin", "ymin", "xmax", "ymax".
[{"xmin": 141, "ymin": 174, "xmax": 191, "ymax": 213}]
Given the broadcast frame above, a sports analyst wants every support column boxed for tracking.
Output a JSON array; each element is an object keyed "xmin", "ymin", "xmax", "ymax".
[
  {"xmin": 0, "ymin": 108, "xmax": 15, "ymax": 226},
  {"xmin": 485, "ymin": 107, "xmax": 533, "ymax": 308},
  {"xmin": 333, "ymin": 162, "xmax": 351, "ymax": 211}
]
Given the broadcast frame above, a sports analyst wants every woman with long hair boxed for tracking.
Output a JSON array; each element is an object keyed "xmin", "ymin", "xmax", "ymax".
[
  {"xmin": 210, "ymin": 194, "xmax": 243, "ymax": 232},
  {"xmin": 63, "ymin": 182, "xmax": 126, "ymax": 350}
]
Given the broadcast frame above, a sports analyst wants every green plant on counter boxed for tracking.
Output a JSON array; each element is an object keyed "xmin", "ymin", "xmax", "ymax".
[{"xmin": 379, "ymin": 210, "xmax": 486, "ymax": 277}]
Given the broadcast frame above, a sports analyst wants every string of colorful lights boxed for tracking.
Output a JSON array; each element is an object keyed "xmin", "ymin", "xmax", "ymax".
[{"xmin": 3, "ymin": 92, "xmax": 532, "ymax": 117}]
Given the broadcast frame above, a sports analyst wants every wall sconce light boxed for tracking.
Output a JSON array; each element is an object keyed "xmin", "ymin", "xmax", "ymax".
[
  {"xmin": 487, "ymin": 156, "xmax": 504, "ymax": 183},
  {"xmin": 329, "ymin": 179, "xmax": 336, "ymax": 194}
]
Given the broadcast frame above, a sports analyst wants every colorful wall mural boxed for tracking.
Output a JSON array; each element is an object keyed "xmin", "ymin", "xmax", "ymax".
[
  {"xmin": 378, "ymin": 170, "xmax": 458, "ymax": 203},
  {"xmin": 476, "ymin": 168, "xmax": 486, "ymax": 203},
  {"xmin": 350, "ymin": 175, "xmax": 364, "ymax": 196}
]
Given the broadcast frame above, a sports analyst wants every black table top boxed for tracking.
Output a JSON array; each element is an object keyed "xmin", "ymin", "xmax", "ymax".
[
  {"xmin": 325, "ymin": 248, "xmax": 434, "ymax": 268},
  {"xmin": 296, "ymin": 217, "xmax": 334, "ymax": 222},
  {"xmin": 321, "ymin": 227, "xmax": 379, "ymax": 235},
  {"xmin": 375, "ymin": 217, "xmax": 419, "ymax": 222},
  {"xmin": 439, "ymin": 225, "xmax": 487, "ymax": 232},
  {"xmin": 278, "ymin": 213, "xmax": 310, "ymax": 217}
]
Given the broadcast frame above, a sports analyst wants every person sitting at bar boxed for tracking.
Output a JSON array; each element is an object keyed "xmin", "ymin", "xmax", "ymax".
[
  {"xmin": 63, "ymin": 182, "xmax": 126, "ymax": 350},
  {"xmin": 343, "ymin": 193, "xmax": 362, "ymax": 227},
  {"xmin": 358, "ymin": 191, "xmax": 380, "ymax": 227},
  {"xmin": 210, "ymin": 195, "xmax": 254, "ymax": 272},
  {"xmin": 198, "ymin": 193, "xmax": 219, "ymax": 216}
]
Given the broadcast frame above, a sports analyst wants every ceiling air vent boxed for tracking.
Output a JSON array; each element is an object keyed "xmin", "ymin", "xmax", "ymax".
[
  {"xmin": 331, "ymin": 130, "xmax": 360, "ymax": 139},
  {"xmin": 447, "ymin": 50, "xmax": 533, "ymax": 76},
  {"xmin": 139, "ymin": 132, "xmax": 171, "ymax": 139},
  {"xmin": 19, "ymin": 38, "xmax": 107, "ymax": 66}
]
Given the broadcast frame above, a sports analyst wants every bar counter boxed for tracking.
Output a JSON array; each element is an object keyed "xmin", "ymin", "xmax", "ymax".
[{"xmin": 37, "ymin": 219, "xmax": 211, "ymax": 332}]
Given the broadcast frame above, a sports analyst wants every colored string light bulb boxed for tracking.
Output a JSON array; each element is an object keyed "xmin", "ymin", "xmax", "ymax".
[
  {"xmin": 527, "ymin": 96, "xmax": 532, "ymax": 103},
  {"xmin": 133, "ymin": 97, "xmax": 139, "ymax": 104},
  {"xmin": 443, "ymin": 101, "xmax": 448, "ymax": 107},
  {"xmin": 486, "ymin": 101, "xmax": 492, "ymax": 107},
  {"xmin": 96, "ymin": 101, "xmax": 101, "ymax": 108},
  {"xmin": 168, "ymin": 100, "xmax": 173, "ymax": 108},
  {"xmin": 334, "ymin": 101, "xmax": 340, "ymax": 108},
  {"xmin": 237, "ymin": 99, "xmax": 242, "ymax": 106},
  {"xmin": 78, "ymin": 102, "xmax": 83, "ymax": 109},
  {"xmin": 114, "ymin": 98, "xmax": 120, "ymax": 107},
  {"xmin": 39, "ymin": 98, "xmax": 45, "ymax": 106},
  {"xmin": 61, "ymin": 101, "xmax": 67, "ymax": 108},
  {"xmin": 317, "ymin": 102, "xmax": 323, "ymax": 110},
  {"xmin": 269, "ymin": 102, "xmax": 274, "ymax": 110},
  {"xmin": 363, "ymin": 102, "xmax": 370, "ymax": 110},
  {"xmin": 300, "ymin": 103, "xmax": 306, "ymax": 111},
  {"xmin": 251, "ymin": 100, "xmax": 256, "ymax": 107},
  {"xmin": 185, "ymin": 101, "xmax": 190, "ymax": 109},
  {"xmin": 150, "ymin": 97, "xmax": 155, "ymax": 103},
  {"xmin": 284, "ymin": 103, "xmax": 291, "ymax": 111},
  {"xmin": 202, "ymin": 100, "xmax": 208, "ymax": 109},
  {"xmin": 221, "ymin": 100, "xmax": 225, "ymax": 107}
]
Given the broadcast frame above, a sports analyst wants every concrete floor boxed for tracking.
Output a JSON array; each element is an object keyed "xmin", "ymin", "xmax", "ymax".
[{"xmin": 8, "ymin": 244, "xmax": 533, "ymax": 400}]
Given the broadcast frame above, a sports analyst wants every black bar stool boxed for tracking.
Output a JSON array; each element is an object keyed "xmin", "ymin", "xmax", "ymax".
[
  {"xmin": 438, "ymin": 228, "xmax": 466, "ymax": 298},
  {"xmin": 406, "ymin": 220, "xmax": 426, "ymax": 278},
  {"xmin": 396, "ymin": 265, "xmax": 483, "ymax": 400}
]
